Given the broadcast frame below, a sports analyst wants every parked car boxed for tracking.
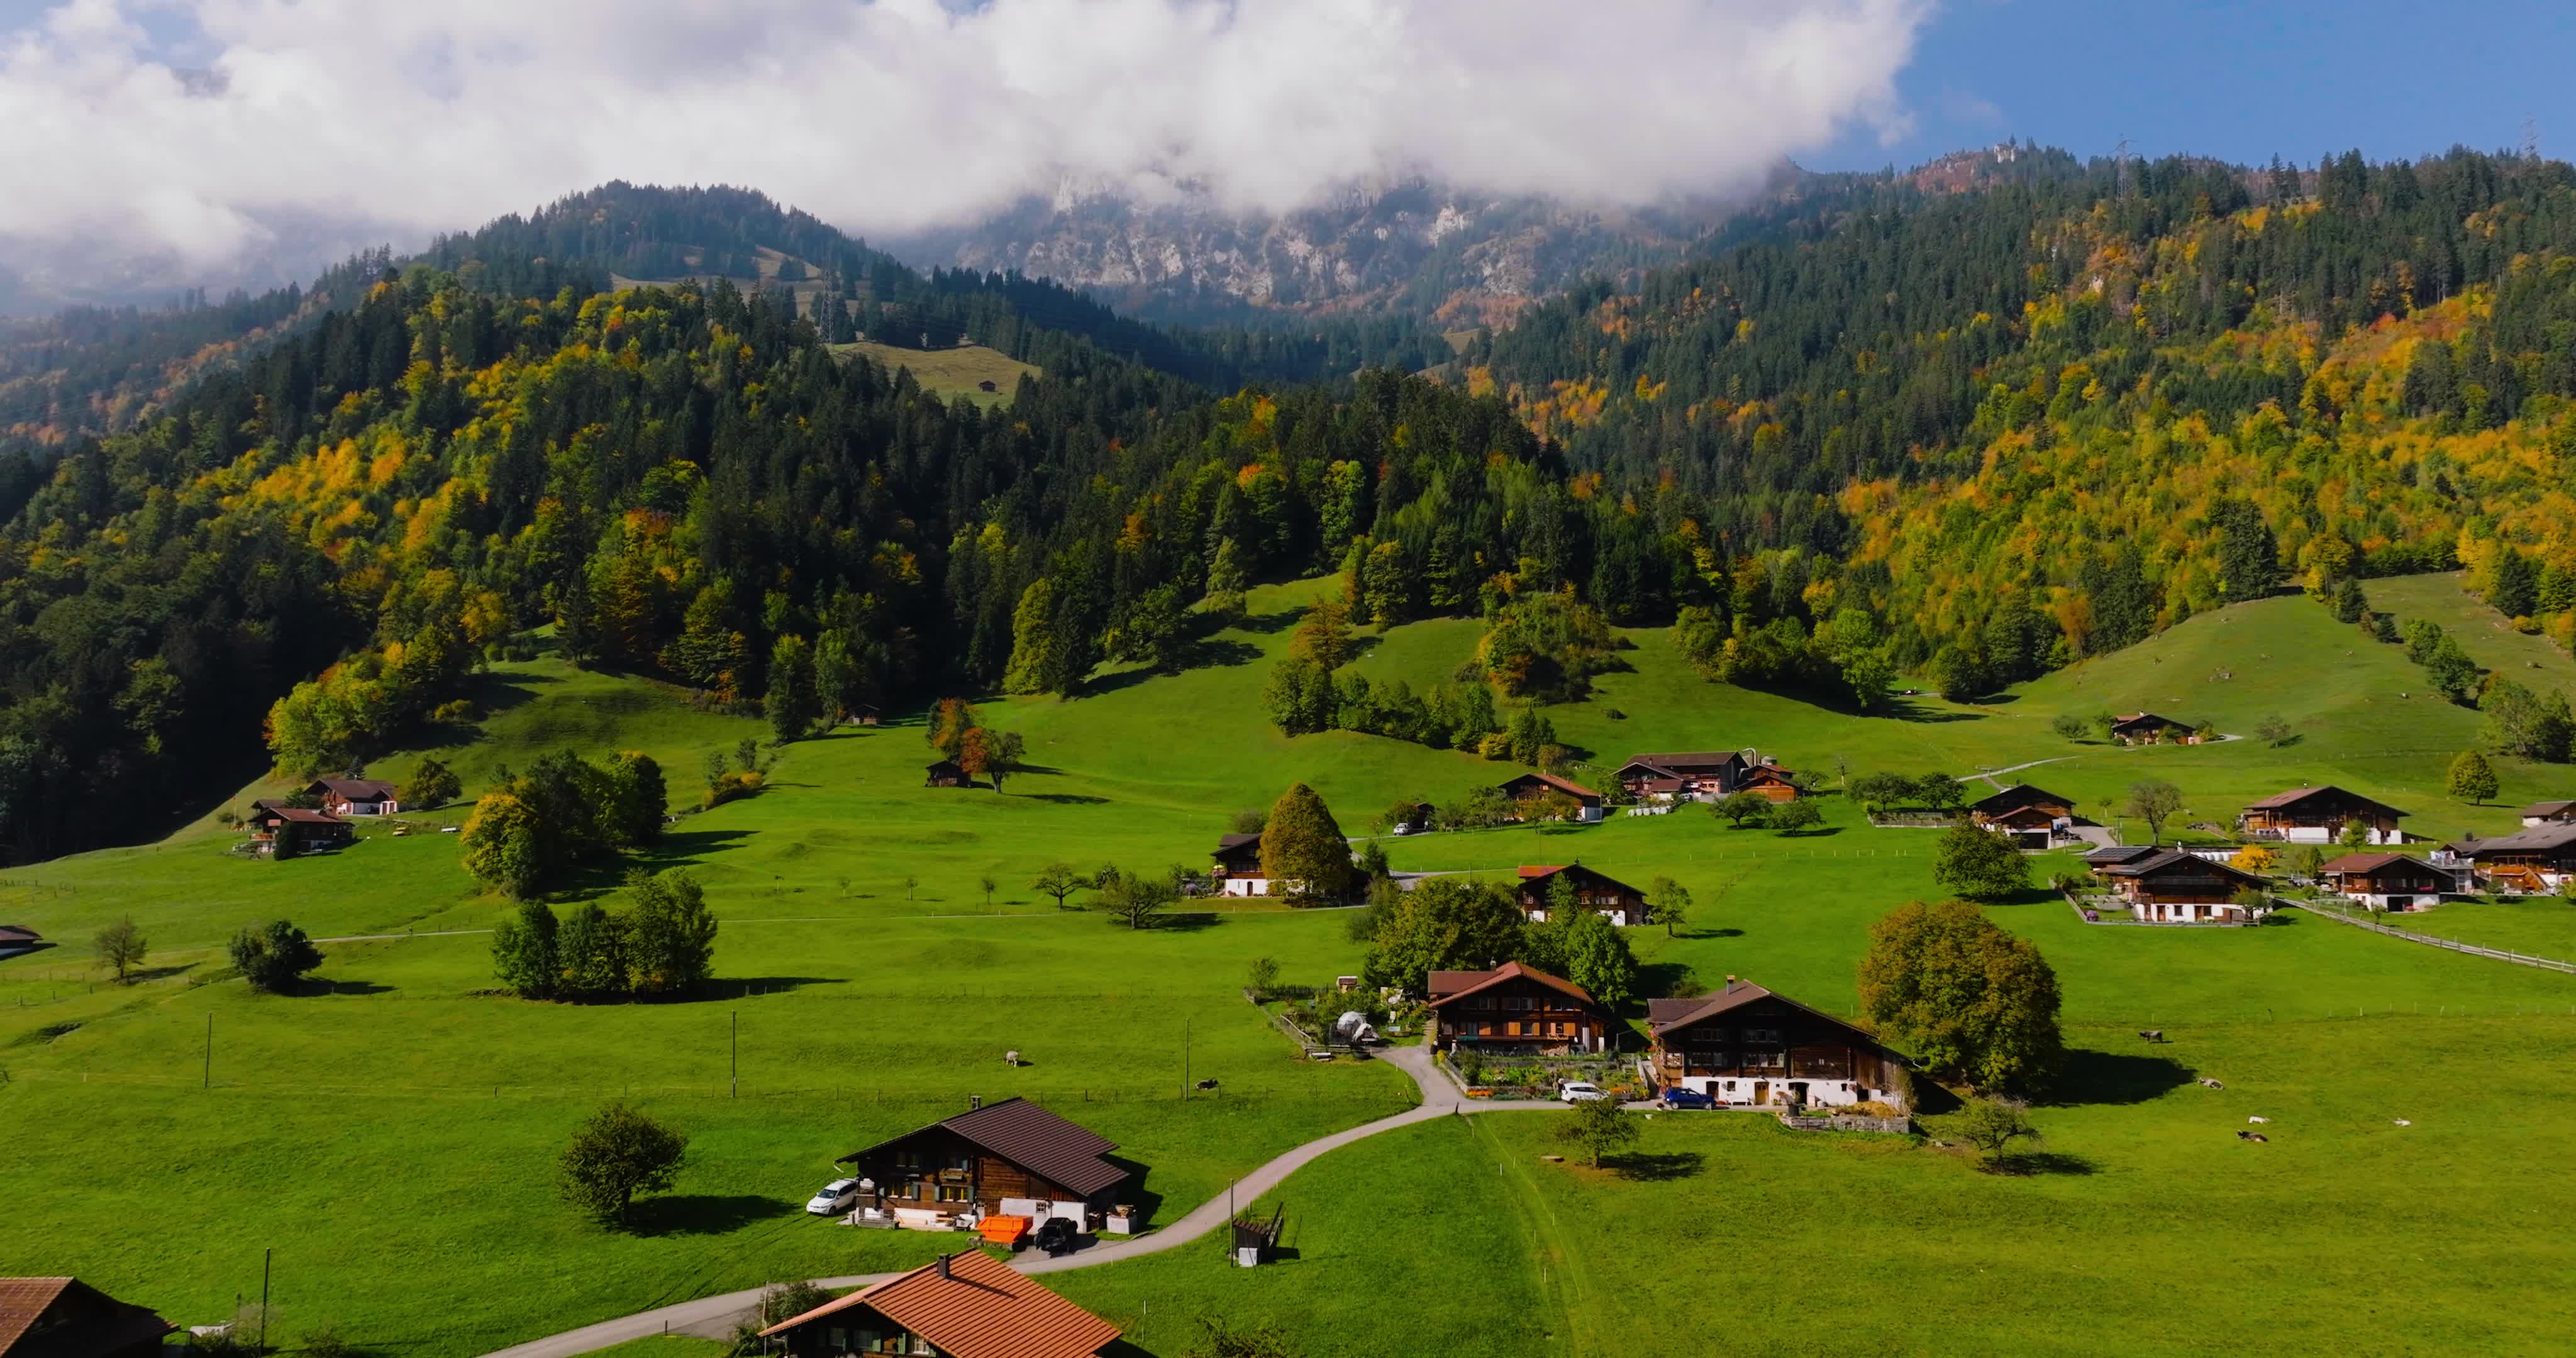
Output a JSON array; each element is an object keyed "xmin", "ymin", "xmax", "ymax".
[
  {"xmin": 1558, "ymin": 1081, "xmax": 1609, "ymax": 1103},
  {"xmin": 1657, "ymin": 1086, "xmax": 1716, "ymax": 1110},
  {"xmin": 805, "ymin": 1178, "xmax": 862, "ymax": 1215},
  {"xmin": 1033, "ymin": 1215, "xmax": 1080, "ymax": 1257}
]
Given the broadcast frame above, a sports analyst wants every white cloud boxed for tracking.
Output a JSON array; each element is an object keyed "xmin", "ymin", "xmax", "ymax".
[{"xmin": 0, "ymin": 0, "xmax": 1932, "ymax": 267}]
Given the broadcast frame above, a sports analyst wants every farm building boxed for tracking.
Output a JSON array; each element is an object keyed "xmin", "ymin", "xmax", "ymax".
[
  {"xmin": 835, "ymin": 1096, "xmax": 1130, "ymax": 1234},
  {"xmin": 1495, "ymin": 771, "xmax": 1604, "ymax": 822},
  {"xmin": 304, "ymin": 776, "xmax": 399, "ymax": 816},
  {"xmin": 2084, "ymin": 846, "xmax": 2270, "ymax": 923},
  {"xmin": 1514, "ymin": 864, "xmax": 1649, "ymax": 926},
  {"xmin": 0, "ymin": 1277, "xmax": 174, "ymax": 1358},
  {"xmin": 1646, "ymin": 978, "xmax": 1913, "ymax": 1110},
  {"xmin": 1387, "ymin": 801, "xmax": 1434, "ymax": 835},
  {"xmin": 2108, "ymin": 712, "xmax": 2199, "ymax": 744},
  {"xmin": 1427, "ymin": 962, "xmax": 1616, "ymax": 1056},
  {"xmin": 2238, "ymin": 787, "xmax": 2409, "ymax": 845},
  {"xmin": 924, "ymin": 759, "xmax": 970, "ymax": 788},
  {"xmin": 758, "ymin": 1250, "xmax": 1118, "ymax": 1358},
  {"xmin": 1735, "ymin": 763, "xmax": 1802, "ymax": 803},
  {"xmin": 850, "ymin": 704, "xmax": 881, "ymax": 727},
  {"xmin": 1969, "ymin": 783, "xmax": 2077, "ymax": 847},
  {"xmin": 0, "ymin": 925, "xmax": 44, "ymax": 961},
  {"xmin": 245, "ymin": 800, "xmax": 355, "ymax": 854},
  {"xmin": 1610, "ymin": 749, "xmax": 1793, "ymax": 803},
  {"xmin": 1209, "ymin": 832, "xmax": 1270, "ymax": 896},
  {"xmin": 2317, "ymin": 853, "xmax": 2451, "ymax": 912},
  {"xmin": 2519, "ymin": 800, "xmax": 2576, "ymax": 827},
  {"xmin": 2444, "ymin": 822, "xmax": 2576, "ymax": 890}
]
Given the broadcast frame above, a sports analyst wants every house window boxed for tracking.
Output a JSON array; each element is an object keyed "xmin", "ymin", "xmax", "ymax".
[
  {"xmin": 937, "ymin": 1183, "xmax": 971, "ymax": 1203},
  {"xmin": 1745, "ymin": 1027, "xmax": 1782, "ymax": 1045},
  {"xmin": 828, "ymin": 1327, "xmax": 849, "ymax": 1354},
  {"xmin": 1745, "ymin": 1049, "xmax": 1784, "ymax": 1069},
  {"xmin": 1470, "ymin": 996, "xmax": 1494, "ymax": 1011},
  {"xmin": 945, "ymin": 1151, "xmax": 973, "ymax": 1173}
]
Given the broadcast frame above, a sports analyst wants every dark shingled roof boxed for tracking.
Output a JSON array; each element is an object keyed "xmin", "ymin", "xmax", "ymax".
[
  {"xmin": 309, "ymin": 776, "xmax": 397, "ymax": 800},
  {"xmin": 2318, "ymin": 852, "xmax": 2440, "ymax": 876},
  {"xmin": 2084, "ymin": 845, "xmax": 2158, "ymax": 866},
  {"xmin": 839, "ymin": 1098, "xmax": 1125, "ymax": 1197},
  {"xmin": 2520, "ymin": 800, "xmax": 2576, "ymax": 817},
  {"xmin": 1645, "ymin": 980, "xmax": 1911, "ymax": 1063},
  {"xmin": 2092, "ymin": 849, "xmax": 2268, "ymax": 884},
  {"xmin": 2244, "ymin": 785, "xmax": 2407, "ymax": 816},
  {"xmin": 0, "ymin": 1277, "xmax": 173, "ymax": 1357},
  {"xmin": 762, "ymin": 1251, "xmax": 1118, "ymax": 1357}
]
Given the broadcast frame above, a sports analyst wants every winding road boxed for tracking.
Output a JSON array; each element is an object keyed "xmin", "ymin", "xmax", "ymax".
[{"xmin": 479, "ymin": 1047, "xmax": 1572, "ymax": 1358}]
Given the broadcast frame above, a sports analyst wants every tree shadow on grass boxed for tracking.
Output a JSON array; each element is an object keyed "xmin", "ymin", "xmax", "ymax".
[
  {"xmin": 1611, "ymin": 1151, "xmax": 1706, "ymax": 1181},
  {"xmin": 1019, "ymin": 793, "xmax": 1112, "ymax": 805},
  {"xmin": 1102, "ymin": 1154, "xmax": 1163, "ymax": 1227},
  {"xmin": 1982, "ymin": 1151, "xmax": 2099, "ymax": 1176},
  {"xmin": 2050, "ymin": 1049, "xmax": 2196, "ymax": 1107},
  {"xmin": 1638, "ymin": 961, "xmax": 1703, "ymax": 1001},
  {"xmin": 628, "ymin": 1193, "xmax": 797, "ymax": 1237},
  {"xmin": 1235, "ymin": 607, "xmax": 1303, "ymax": 635},
  {"xmin": 683, "ymin": 976, "xmax": 850, "ymax": 1003},
  {"xmin": 310, "ymin": 978, "xmax": 394, "ymax": 996},
  {"xmin": 1146, "ymin": 912, "xmax": 1223, "ymax": 932},
  {"xmin": 551, "ymin": 829, "xmax": 761, "ymax": 900}
]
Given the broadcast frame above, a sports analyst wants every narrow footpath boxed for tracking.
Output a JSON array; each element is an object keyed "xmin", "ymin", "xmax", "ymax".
[{"xmin": 479, "ymin": 1047, "xmax": 1568, "ymax": 1358}]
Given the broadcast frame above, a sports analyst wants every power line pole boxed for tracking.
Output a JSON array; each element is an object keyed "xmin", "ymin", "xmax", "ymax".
[
  {"xmin": 258, "ymin": 1248, "xmax": 272, "ymax": 1354},
  {"xmin": 203, "ymin": 1015, "xmax": 213, "ymax": 1090},
  {"xmin": 1181, "ymin": 1020, "xmax": 1190, "ymax": 1100},
  {"xmin": 731, "ymin": 1010, "xmax": 738, "ymax": 1099}
]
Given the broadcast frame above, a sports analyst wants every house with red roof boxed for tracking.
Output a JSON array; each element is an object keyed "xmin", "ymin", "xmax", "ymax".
[
  {"xmin": 758, "ymin": 1251, "xmax": 1118, "ymax": 1358},
  {"xmin": 1426, "ymin": 962, "xmax": 1618, "ymax": 1055},
  {"xmin": 1514, "ymin": 864, "xmax": 1648, "ymax": 926},
  {"xmin": 0, "ymin": 1278, "xmax": 173, "ymax": 1358}
]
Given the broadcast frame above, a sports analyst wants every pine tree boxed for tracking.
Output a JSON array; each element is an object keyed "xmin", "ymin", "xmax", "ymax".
[
  {"xmin": 765, "ymin": 635, "xmax": 819, "ymax": 742},
  {"xmin": 1002, "ymin": 579, "xmax": 1059, "ymax": 695}
]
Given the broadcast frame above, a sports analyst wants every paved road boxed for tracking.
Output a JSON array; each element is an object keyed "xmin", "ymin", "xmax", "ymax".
[{"xmin": 479, "ymin": 1047, "xmax": 1568, "ymax": 1357}]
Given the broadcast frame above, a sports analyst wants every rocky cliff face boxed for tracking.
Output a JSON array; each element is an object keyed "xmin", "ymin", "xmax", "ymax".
[{"xmin": 891, "ymin": 175, "xmax": 1775, "ymax": 327}]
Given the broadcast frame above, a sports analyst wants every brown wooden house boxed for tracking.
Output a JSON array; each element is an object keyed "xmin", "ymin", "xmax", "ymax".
[
  {"xmin": 1514, "ymin": 864, "xmax": 1648, "ymax": 926},
  {"xmin": 1646, "ymin": 979, "xmax": 1913, "ymax": 1110},
  {"xmin": 1969, "ymin": 783, "xmax": 2076, "ymax": 847},
  {"xmin": 304, "ymin": 776, "xmax": 399, "ymax": 816},
  {"xmin": 758, "ymin": 1250, "xmax": 1118, "ymax": 1358},
  {"xmin": 1495, "ymin": 771, "xmax": 1604, "ymax": 822},
  {"xmin": 924, "ymin": 759, "xmax": 970, "ymax": 788},
  {"xmin": 2446, "ymin": 822, "xmax": 2576, "ymax": 888},
  {"xmin": 1210, "ymin": 832, "xmax": 1269, "ymax": 896},
  {"xmin": 2519, "ymin": 800, "xmax": 2576, "ymax": 827},
  {"xmin": 2108, "ymin": 712, "xmax": 2191, "ymax": 744},
  {"xmin": 836, "ymin": 1096, "xmax": 1130, "ymax": 1232},
  {"xmin": 1427, "ymin": 962, "xmax": 1618, "ymax": 1055},
  {"xmin": 245, "ymin": 800, "xmax": 355, "ymax": 854},
  {"xmin": 0, "ymin": 1278, "xmax": 174, "ymax": 1358},
  {"xmin": 2238, "ymin": 786, "xmax": 2409, "ymax": 844},
  {"xmin": 852, "ymin": 704, "xmax": 882, "ymax": 727},
  {"xmin": 2084, "ymin": 846, "xmax": 2270, "ymax": 923},
  {"xmin": 2318, "ymin": 852, "xmax": 2450, "ymax": 912},
  {"xmin": 1736, "ymin": 764, "xmax": 1801, "ymax": 803}
]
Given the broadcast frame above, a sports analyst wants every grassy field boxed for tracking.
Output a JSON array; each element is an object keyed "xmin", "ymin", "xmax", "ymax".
[
  {"xmin": 6, "ymin": 575, "xmax": 2576, "ymax": 1354},
  {"xmin": 824, "ymin": 341, "xmax": 1042, "ymax": 407},
  {"xmin": 1058, "ymin": 1016, "xmax": 2576, "ymax": 1357}
]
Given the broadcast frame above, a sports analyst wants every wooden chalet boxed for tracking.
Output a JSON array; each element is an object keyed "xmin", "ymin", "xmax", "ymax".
[
  {"xmin": 1496, "ymin": 771, "xmax": 1604, "ymax": 822},
  {"xmin": 1736, "ymin": 763, "xmax": 1801, "ymax": 803},
  {"xmin": 2317, "ymin": 853, "xmax": 2450, "ymax": 912},
  {"xmin": 1427, "ymin": 962, "xmax": 1618, "ymax": 1055},
  {"xmin": 304, "ymin": 776, "xmax": 399, "ymax": 816},
  {"xmin": 1388, "ymin": 801, "xmax": 1434, "ymax": 835},
  {"xmin": 2444, "ymin": 822, "xmax": 2576, "ymax": 888},
  {"xmin": 1646, "ymin": 978, "xmax": 1913, "ymax": 1110},
  {"xmin": 1611, "ymin": 758, "xmax": 1700, "ymax": 802},
  {"xmin": 0, "ymin": 925, "xmax": 45, "ymax": 961},
  {"xmin": 2084, "ymin": 845, "xmax": 2269, "ymax": 923},
  {"xmin": 245, "ymin": 800, "xmax": 355, "ymax": 854},
  {"xmin": 836, "ymin": 1096, "xmax": 1130, "ymax": 1232},
  {"xmin": 2520, "ymin": 800, "xmax": 2576, "ymax": 827},
  {"xmin": 850, "ymin": 704, "xmax": 882, "ymax": 727},
  {"xmin": 924, "ymin": 759, "xmax": 970, "ymax": 788},
  {"xmin": 2238, "ymin": 786, "xmax": 2408, "ymax": 844},
  {"xmin": 0, "ymin": 1278, "xmax": 174, "ymax": 1358},
  {"xmin": 1514, "ymin": 864, "xmax": 1648, "ymax": 926},
  {"xmin": 758, "ymin": 1250, "xmax": 1118, "ymax": 1358},
  {"xmin": 1210, "ymin": 832, "xmax": 1269, "ymax": 897},
  {"xmin": 2107, "ymin": 712, "xmax": 2192, "ymax": 744},
  {"xmin": 1969, "ymin": 783, "xmax": 2075, "ymax": 847}
]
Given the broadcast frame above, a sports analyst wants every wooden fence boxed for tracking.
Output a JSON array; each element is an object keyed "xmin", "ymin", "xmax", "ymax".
[{"xmin": 2289, "ymin": 901, "xmax": 2576, "ymax": 974}]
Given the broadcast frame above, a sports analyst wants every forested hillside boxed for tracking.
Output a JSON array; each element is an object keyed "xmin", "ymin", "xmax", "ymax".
[{"xmin": 1471, "ymin": 146, "xmax": 2576, "ymax": 671}]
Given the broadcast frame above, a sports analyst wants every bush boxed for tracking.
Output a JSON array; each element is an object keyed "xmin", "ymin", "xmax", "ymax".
[
  {"xmin": 702, "ymin": 769, "xmax": 764, "ymax": 809},
  {"xmin": 228, "ymin": 919, "xmax": 322, "ymax": 993}
]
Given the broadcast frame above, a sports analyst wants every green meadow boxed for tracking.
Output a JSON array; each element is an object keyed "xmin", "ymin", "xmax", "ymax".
[{"xmin": 6, "ymin": 575, "xmax": 2576, "ymax": 1354}]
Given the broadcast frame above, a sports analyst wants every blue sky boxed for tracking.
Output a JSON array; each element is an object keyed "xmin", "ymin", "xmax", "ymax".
[{"xmin": 1816, "ymin": 0, "xmax": 2576, "ymax": 172}]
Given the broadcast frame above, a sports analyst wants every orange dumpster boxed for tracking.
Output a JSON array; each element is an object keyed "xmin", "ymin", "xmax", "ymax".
[{"xmin": 977, "ymin": 1215, "xmax": 1031, "ymax": 1247}]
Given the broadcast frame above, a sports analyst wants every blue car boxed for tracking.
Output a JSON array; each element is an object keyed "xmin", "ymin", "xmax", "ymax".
[{"xmin": 1657, "ymin": 1086, "xmax": 1716, "ymax": 1110}]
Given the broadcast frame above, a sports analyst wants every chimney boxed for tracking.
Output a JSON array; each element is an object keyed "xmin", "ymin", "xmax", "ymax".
[
  {"xmin": 1724, "ymin": 974, "xmax": 1737, "ymax": 985},
  {"xmin": 969, "ymin": 1093, "xmax": 982, "ymax": 1111},
  {"xmin": 938, "ymin": 1254, "xmax": 952, "ymax": 1280}
]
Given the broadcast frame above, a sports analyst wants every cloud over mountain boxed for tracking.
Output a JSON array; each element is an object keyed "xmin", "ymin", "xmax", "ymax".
[{"xmin": 1, "ymin": 0, "xmax": 1929, "ymax": 267}]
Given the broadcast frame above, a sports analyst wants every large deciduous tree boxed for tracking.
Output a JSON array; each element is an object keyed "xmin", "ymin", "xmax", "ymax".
[
  {"xmin": 1858, "ymin": 900, "xmax": 2064, "ymax": 1093},
  {"xmin": 1361, "ymin": 878, "xmax": 1524, "ymax": 995},
  {"xmin": 558, "ymin": 1101, "xmax": 688, "ymax": 1228},
  {"xmin": 1260, "ymin": 783, "xmax": 1351, "ymax": 902},
  {"xmin": 1931, "ymin": 823, "xmax": 2031, "ymax": 901}
]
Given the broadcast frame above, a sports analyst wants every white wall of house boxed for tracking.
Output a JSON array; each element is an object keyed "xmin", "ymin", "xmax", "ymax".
[
  {"xmin": 1221, "ymin": 877, "xmax": 1270, "ymax": 897},
  {"xmin": 1578, "ymin": 805, "xmax": 1604, "ymax": 823},
  {"xmin": 1680, "ymin": 1075, "xmax": 1887, "ymax": 1108},
  {"xmin": 2338, "ymin": 890, "xmax": 2441, "ymax": 912},
  {"xmin": 2128, "ymin": 900, "xmax": 2254, "ymax": 924}
]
